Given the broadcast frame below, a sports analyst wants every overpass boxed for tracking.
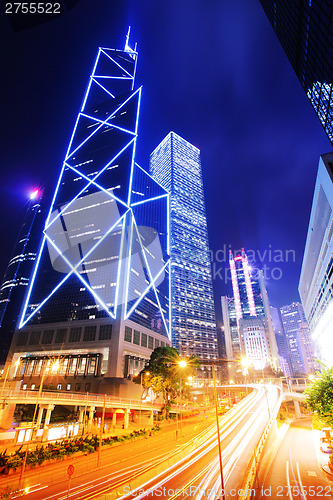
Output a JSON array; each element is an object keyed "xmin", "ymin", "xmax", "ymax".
[{"xmin": 0, "ymin": 388, "xmax": 199, "ymax": 434}]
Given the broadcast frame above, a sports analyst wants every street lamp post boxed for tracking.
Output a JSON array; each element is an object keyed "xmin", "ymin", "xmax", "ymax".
[
  {"xmin": 176, "ymin": 360, "xmax": 187, "ymax": 439},
  {"xmin": 19, "ymin": 360, "xmax": 58, "ymax": 484},
  {"xmin": 241, "ymin": 357, "xmax": 250, "ymax": 395},
  {"xmin": 212, "ymin": 363, "xmax": 225, "ymax": 500},
  {"xmin": 97, "ymin": 394, "xmax": 106, "ymax": 467},
  {"xmin": 195, "ymin": 357, "xmax": 242, "ymax": 500},
  {"xmin": 139, "ymin": 370, "xmax": 149, "ymax": 427}
]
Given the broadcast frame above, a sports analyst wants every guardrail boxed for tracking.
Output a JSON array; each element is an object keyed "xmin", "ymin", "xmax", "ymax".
[{"xmin": 0, "ymin": 389, "xmax": 204, "ymax": 412}]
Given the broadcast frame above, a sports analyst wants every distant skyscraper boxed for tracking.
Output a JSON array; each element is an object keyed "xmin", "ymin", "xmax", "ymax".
[
  {"xmin": 259, "ymin": 0, "xmax": 333, "ymax": 144},
  {"xmin": 299, "ymin": 152, "xmax": 333, "ymax": 366},
  {"xmin": 223, "ymin": 249, "xmax": 279, "ymax": 371},
  {"xmin": 0, "ymin": 192, "xmax": 44, "ymax": 362},
  {"xmin": 229, "ymin": 249, "xmax": 264, "ymax": 320},
  {"xmin": 280, "ymin": 302, "xmax": 315, "ymax": 376},
  {"xmin": 150, "ymin": 132, "xmax": 218, "ymax": 361},
  {"xmin": 297, "ymin": 322, "xmax": 317, "ymax": 374},
  {"xmin": 9, "ymin": 35, "xmax": 171, "ymax": 396},
  {"xmin": 221, "ymin": 296, "xmax": 239, "ymax": 359},
  {"xmin": 270, "ymin": 305, "xmax": 292, "ymax": 377}
]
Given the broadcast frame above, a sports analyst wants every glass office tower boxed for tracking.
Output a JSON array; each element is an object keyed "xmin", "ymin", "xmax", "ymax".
[
  {"xmin": 229, "ymin": 249, "xmax": 265, "ymax": 321},
  {"xmin": 259, "ymin": 0, "xmax": 333, "ymax": 144},
  {"xmin": 280, "ymin": 302, "xmax": 316, "ymax": 376},
  {"xmin": 0, "ymin": 193, "xmax": 44, "ymax": 361},
  {"xmin": 17, "ymin": 40, "xmax": 170, "ymax": 338},
  {"xmin": 223, "ymin": 249, "xmax": 280, "ymax": 371},
  {"xmin": 8, "ymin": 36, "xmax": 171, "ymax": 396},
  {"xmin": 150, "ymin": 132, "xmax": 217, "ymax": 360}
]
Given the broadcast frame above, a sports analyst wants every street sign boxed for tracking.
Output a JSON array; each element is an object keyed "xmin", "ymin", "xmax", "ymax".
[{"xmin": 67, "ymin": 464, "xmax": 74, "ymax": 477}]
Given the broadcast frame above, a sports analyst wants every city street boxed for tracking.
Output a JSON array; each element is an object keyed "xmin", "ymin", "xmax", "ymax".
[
  {"xmin": 255, "ymin": 418, "xmax": 333, "ymax": 499},
  {"xmin": 0, "ymin": 385, "xmax": 280, "ymax": 499}
]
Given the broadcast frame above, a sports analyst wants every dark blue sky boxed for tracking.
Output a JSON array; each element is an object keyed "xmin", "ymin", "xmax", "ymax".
[{"xmin": 0, "ymin": 0, "xmax": 331, "ymax": 326}]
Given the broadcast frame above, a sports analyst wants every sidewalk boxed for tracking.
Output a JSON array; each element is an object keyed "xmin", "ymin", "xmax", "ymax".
[
  {"xmin": 0, "ymin": 409, "xmax": 216, "ymax": 492},
  {"xmin": 0, "ymin": 408, "xmax": 212, "ymax": 453}
]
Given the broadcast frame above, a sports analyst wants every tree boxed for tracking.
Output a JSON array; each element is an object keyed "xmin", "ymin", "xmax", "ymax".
[
  {"xmin": 133, "ymin": 346, "xmax": 200, "ymax": 417},
  {"xmin": 304, "ymin": 365, "xmax": 333, "ymax": 428}
]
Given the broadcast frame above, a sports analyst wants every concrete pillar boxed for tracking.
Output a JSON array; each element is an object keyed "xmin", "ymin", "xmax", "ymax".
[
  {"xmin": 88, "ymin": 406, "xmax": 95, "ymax": 431},
  {"xmin": 44, "ymin": 404, "xmax": 55, "ymax": 427},
  {"xmin": 294, "ymin": 400, "xmax": 301, "ymax": 418},
  {"xmin": 0, "ymin": 403, "xmax": 16, "ymax": 431},
  {"xmin": 78, "ymin": 406, "xmax": 85, "ymax": 424},
  {"xmin": 149, "ymin": 411, "xmax": 154, "ymax": 425},
  {"xmin": 124, "ymin": 409, "xmax": 130, "ymax": 429},
  {"xmin": 112, "ymin": 411, "xmax": 117, "ymax": 427},
  {"xmin": 36, "ymin": 406, "xmax": 44, "ymax": 427},
  {"xmin": 41, "ymin": 404, "xmax": 54, "ymax": 441}
]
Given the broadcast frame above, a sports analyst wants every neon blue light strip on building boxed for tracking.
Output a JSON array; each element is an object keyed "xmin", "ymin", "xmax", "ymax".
[{"xmin": 19, "ymin": 38, "xmax": 170, "ymax": 335}]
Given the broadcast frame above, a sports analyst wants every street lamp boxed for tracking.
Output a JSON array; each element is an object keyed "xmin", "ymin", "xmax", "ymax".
[
  {"xmin": 195, "ymin": 357, "xmax": 241, "ymax": 500},
  {"xmin": 212, "ymin": 362, "xmax": 225, "ymax": 500},
  {"xmin": 241, "ymin": 357, "xmax": 250, "ymax": 394},
  {"xmin": 176, "ymin": 360, "xmax": 187, "ymax": 439},
  {"xmin": 19, "ymin": 359, "xmax": 59, "ymax": 484},
  {"xmin": 139, "ymin": 370, "xmax": 149, "ymax": 426}
]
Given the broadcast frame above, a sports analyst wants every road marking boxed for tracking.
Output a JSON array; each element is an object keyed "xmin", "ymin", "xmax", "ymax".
[
  {"xmin": 286, "ymin": 461, "xmax": 294, "ymax": 500},
  {"xmin": 306, "ymin": 471, "xmax": 317, "ymax": 476},
  {"xmin": 296, "ymin": 461, "xmax": 307, "ymax": 500}
]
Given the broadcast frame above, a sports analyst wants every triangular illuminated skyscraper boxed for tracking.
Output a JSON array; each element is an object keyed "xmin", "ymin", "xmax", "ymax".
[{"xmin": 8, "ymin": 32, "xmax": 171, "ymax": 395}]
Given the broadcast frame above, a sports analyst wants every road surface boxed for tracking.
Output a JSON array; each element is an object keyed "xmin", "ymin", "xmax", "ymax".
[{"xmin": 256, "ymin": 418, "xmax": 333, "ymax": 499}]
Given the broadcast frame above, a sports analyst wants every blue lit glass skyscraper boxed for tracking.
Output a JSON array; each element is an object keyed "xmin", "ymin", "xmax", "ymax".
[
  {"xmin": 18, "ymin": 37, "xmax": 170, "ymax": 336},
  {"xmin": 259, "ymin": 0, "xmax": 333, "ymax": 144},
  {"xmin": 149, "ymin": 132, "xmax": 218, "ymax": 360},
  {"xmin": 0, "ymin": 192, "xmax": 44, "ymax": 361},
  {"xmin": 8, "ymin": 35, "xmax": 171, "ymax": 395}
]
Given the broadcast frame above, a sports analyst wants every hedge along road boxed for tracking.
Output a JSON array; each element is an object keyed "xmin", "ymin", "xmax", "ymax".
[{"xmin": 0, "ymin": 409, "xmax": 217, "ymax": 498}]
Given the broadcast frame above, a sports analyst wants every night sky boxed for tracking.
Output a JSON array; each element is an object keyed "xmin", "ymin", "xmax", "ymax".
[{"xmin": 1, "ymin": 0, "xmax": 331, "ymax": 328}]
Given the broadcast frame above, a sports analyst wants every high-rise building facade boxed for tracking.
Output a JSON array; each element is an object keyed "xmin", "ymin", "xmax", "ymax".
[
  {"xmin": 221, "ymin": 296, "xmax": 239, "ymax": 360},
  {"xmin": 149, "ymin": 132, "xmax": 218, "ymax": 362},
  {"xmin": 0, "ymin": 192, "xmax": 45, "ymax": 362},
  {"xmin": 222, "ymin": 249, "xmax": 280, "ymax": 371},
  {"xmin": 280, "ymin": 302, "xmax": 316, "ymax": 376},
  {"xmin": 259, "ymin": 1, "xmax": 333, "ymax": 144},
  {"xmin": 270, "ymin": 305, "xmax": 292, "ymax": 377},
  {"xmin": 229, "ymin": 249, "xmax": 265, "ymax": 320},
  {"xmin": 8, "ymin": 36, "xmax": 171, "ymax": 395},
  {"xmin": 299, "ymin": 152, "xmax": 333, "ymax": 366}
]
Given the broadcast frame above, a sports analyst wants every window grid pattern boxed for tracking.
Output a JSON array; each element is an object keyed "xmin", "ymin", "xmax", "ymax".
[
  {"xmin": 19, "ymin": 41, "xmax": 169, "ymax": 341},
  {"xmin": 150, "ymin": 132, "xmax": 217, "ymax": 359},
  {"xmin": 99, "ymin": 324, "xmax": 112, "ymax": 341},
  {"xmin": 83, "ymin": 325, "xmax": 97, "ymax": 342},
  {"xmin": 69, "ymin": 327, "xmax": 82, "ymax": 343},
  {"xmin": 260, "ymin": 0, "xmax": 333, "ymax": 144}
]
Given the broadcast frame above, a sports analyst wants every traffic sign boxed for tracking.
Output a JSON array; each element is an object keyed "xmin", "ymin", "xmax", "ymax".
[{"xmin": 67, "ymin": 464, "xmax": 74, "ymax": 477}]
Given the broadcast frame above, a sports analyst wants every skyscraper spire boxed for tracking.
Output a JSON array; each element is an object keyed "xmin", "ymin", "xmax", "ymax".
[
  {"xmin": 124, "ymin": 26, "xmax": 136, "ymax": 57},
  {"xmin": 125, "ymin": 26, "xmax": 131, "ymax": 50}
]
